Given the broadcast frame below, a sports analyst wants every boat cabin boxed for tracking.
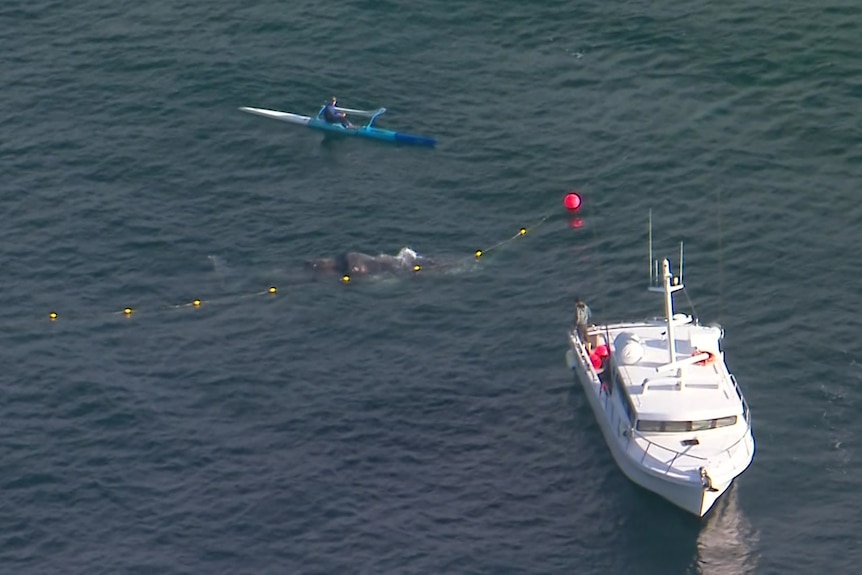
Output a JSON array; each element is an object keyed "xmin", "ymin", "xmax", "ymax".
[{"xmin": 588, "ymin": 315, "xmax": 748, "ymax": 435}]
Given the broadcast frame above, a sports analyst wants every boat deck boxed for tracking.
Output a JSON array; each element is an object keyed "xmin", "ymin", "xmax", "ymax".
[{"xmin": 589, "ymin": 316, "xmax": 744, "ymax": 423}]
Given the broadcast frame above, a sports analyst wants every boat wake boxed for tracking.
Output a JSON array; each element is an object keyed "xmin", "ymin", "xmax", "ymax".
[
  {"xmin": 207, "ymin": 254, "xmax": 234, "ymax": 290},
  {"xmin": 694, "ymin": 486, "xmax": 761, "ymax": 574}
]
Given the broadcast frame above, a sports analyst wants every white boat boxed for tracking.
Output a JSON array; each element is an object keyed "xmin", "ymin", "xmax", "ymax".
[{"xmin": 565, "ymin": 222, "xmax": 754, "ymax": 517}]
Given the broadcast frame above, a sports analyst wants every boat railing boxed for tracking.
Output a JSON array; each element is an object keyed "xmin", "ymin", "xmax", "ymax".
[
  {"xmin": 627, "ymin": 420, "xmax": 754, "ymax": 476},
  {"xmin": 729, "ymin": 373, "xmax": 751, "ymax": 424},
  {"xmin": 624, "ymin": 368, "xmax": 755, "ymax": 474},
  {"xmin": 569, "ymin": 330, "xmax": 603, "ymax": 387}
]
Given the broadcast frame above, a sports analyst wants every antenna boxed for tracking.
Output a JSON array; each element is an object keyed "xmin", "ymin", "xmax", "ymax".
[
  {"xmin": 648, "ymin": 210, "xmax": 654, "ymax": 287},
  {"xmin": 647, "ymin": 214, "xmax": 686, "ymax": 369}
]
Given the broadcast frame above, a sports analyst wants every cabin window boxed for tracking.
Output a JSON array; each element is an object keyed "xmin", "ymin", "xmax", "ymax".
[
  {"xmin": 635, "ymin": 420, "xmax": 662, "ymax": 432},
  {"xmin": 635, "ymin": 415, "xmax": 738, "ymax": 432},
  {"xmin": 714, "ymin": 415, "xmax": 737, "ymax": 428},
  {"xmin": 662, "ymin": 421, "xmax": 690, "ymax": 433},
  {"xmin": 690, "ymin": 419, "xmax": 714, "ymax": 431}
]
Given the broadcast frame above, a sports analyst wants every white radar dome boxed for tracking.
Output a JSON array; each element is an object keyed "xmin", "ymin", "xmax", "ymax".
[{"xmin": 614, "ymin": 332, "xmax": 644, "ymax": 365}]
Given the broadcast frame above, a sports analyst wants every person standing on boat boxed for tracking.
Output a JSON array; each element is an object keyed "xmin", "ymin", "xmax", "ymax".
[
  {"xmin": 323, "ymin": 97, "xmax": 352, "ymax": 128},
  {"xmin": 574, "ymin": 297, "xmax": 592, "ymax": 349}
]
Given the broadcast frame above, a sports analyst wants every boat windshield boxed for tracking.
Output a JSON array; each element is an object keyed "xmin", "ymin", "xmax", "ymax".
[{"xmin": 636, "ymin": 415, "xmax": 737, "ymax": 433}]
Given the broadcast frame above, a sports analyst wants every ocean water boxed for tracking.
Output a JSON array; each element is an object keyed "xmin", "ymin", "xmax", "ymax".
[{"xmin": 3, "ymin": 0, "xmax": 862, "ymax": 573}]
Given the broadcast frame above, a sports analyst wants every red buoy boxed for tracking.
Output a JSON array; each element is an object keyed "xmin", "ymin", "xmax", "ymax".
[{"xmin": 564, "ymin": 192, "xmax": 582, "ymax": 211}]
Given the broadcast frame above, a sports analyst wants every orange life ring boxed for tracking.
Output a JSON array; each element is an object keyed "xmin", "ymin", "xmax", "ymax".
[{"xmin": 693, "ymin": 349, "xmax": 717, "ymax": 366}]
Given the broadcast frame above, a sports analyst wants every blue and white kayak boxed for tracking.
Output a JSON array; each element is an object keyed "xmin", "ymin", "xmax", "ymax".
[{"xmin": 238, "ymin": 105, "xmax": 437, "ymax": 147}]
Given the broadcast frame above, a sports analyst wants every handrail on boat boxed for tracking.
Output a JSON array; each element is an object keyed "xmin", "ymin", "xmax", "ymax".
[
  {"xmin": 569, "ymin": 330, "xmax": 602, "ymax": 388},
  {"xmin": 729, "ymin": 373, "xmax": 752, "ymax": 424},
  {"xmin": 628, "ymin": 421, "xmax": 754, "ymax": 476}
]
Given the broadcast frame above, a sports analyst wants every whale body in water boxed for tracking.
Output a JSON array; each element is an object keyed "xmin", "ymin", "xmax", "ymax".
[{"xmin": 305, "ymin": 247, "xmax": 430, "ymax": 278}]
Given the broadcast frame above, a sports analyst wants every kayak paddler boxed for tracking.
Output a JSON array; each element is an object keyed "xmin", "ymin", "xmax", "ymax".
[{"xmin": 323, "ymin": 97, "xmax": 353, "ymax": 128}]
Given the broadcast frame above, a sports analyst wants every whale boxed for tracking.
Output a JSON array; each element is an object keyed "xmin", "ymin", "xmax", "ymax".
[{"xmin": 305, "ymin": 247, "xmax": 430, "ymax": 278}]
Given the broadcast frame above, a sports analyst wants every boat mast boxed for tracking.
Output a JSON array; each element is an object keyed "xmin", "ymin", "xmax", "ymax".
[
  {"xmin": 647, "ymin": 213, "xmax": 685, "ymax": 368},
  {"xmin": 661, "ymin": 259, "xmax": 681, "ymax": 365}
]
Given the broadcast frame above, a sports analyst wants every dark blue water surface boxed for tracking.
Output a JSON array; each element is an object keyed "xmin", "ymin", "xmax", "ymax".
[{"xmin": 3, "ymin": 1, "xmax": 862, "ymax": 573}]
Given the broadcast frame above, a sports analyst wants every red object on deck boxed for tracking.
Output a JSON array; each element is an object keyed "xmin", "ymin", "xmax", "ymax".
[{"xmin": 589, "ymin": 345, "xmax": 609, "ymax": 369}]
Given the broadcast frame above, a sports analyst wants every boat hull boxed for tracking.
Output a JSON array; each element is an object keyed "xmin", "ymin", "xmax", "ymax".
[
  {"xmin": 238, "ymin": 106, "xmax": 436, "ymax": 147},
  {"xmin": 566, "ymin": 346, "xmax": 747, "ymax": 517},
  {"xmin": 238, "ymin": 107, "xmax": 312, "ymax": 126}
]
